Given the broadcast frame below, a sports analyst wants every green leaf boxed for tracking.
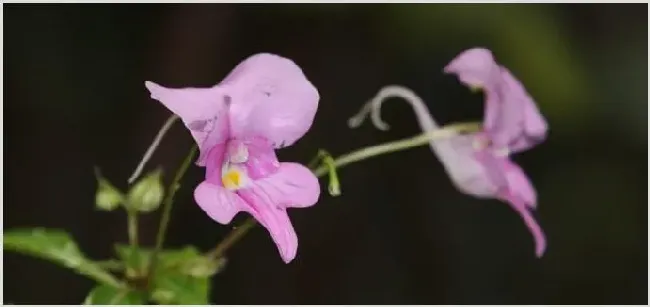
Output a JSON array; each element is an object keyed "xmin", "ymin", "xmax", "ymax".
[
  {"xmin": 158, "ymin": 246, "xmax": 202, "ymax": 264},
  {"xmin": 155, "ymin": 246, "xmax": 226, "ymax": 278},
  {"xmin": 5, "ymin": 228, "xmax": 83, "ymax": 266},
  {"xmin": 151, "ymin": 272, "xmax": 210, "ymax": 305},
  {"xmin": 113, "ymin": 244, "xmax": 220, "ymax": 304},
  {"xmin": 179, "ymin": 256, "xmax": 227, "ymax": 278},
  {"xmin": 114, "ymin": 244, "xmax": 224, "ymax": 276},
  {"xmin": 83, "ymin": 284, "xmax": 146, "ymax": 305},
  {"xmin": 5, "ymin": 228, "xmax": 124, "ymax": 288},
  {"xmin": 94, "ymin": 167, "xmax": 125, "ymax": 211},
  {"xmin": 127, "ymin": 168, "xmax": 164, "ymax": 212},
  {"xmin": 114, "ymin": 244, "xmax": 151, "ymax": 278}
]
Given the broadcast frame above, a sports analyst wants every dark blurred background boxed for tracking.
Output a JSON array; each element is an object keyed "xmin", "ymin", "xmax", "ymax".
[{"xmin": 4, "ymin": 3, "xmax": 648, "ymax": 304}]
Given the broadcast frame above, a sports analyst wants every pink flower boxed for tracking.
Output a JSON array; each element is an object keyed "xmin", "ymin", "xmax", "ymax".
[
  {"xmin": 359, "ymin": 82, "xmax": 547, "ymax": 255},
  {"xmin": 441, "ymin": 48, "xmax": 548, "ymax": 257},
  {"xmin": 145, "ymin": 53, "xmax": 321, "ymax": 263}
]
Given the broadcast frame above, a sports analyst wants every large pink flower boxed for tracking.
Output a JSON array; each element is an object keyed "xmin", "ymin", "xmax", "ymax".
[{"xmin": 145, "ymin": 53, "xmax": 321, "ymax": 263}]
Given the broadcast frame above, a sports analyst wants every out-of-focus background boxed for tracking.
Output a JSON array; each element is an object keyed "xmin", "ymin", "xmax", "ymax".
[{"xmin": 4, "ymin": 3, "xmax": 648, "ymax": 304}]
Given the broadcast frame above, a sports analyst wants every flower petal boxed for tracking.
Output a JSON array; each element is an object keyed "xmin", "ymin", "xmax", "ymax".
[
  {"xmin": 485, "ymin": 76, "xmax": 525, "ymax": 149},
  {"xmin": 194, "ymin": 181, "xmax": 245, "ymax": 224},
  {"xmin": 237, "ymin": 188, "xmax": 299, "ymax": 263},
  {"xmin": 145, "ymin": 81, "xmax": 231, "ymax": 166},
  {"xmin": 502, "ymin": 159, "xmax": 537, "ymax": 208},
  {"xmin": 250, "ymin": 162, "xmax": 320, "ymax": 208},
  {"xmin": 500, "ymin": 190, "xmax": 547, "ymax": 257},
  {"xmin": 238, "ymin": 137, "xmax": 281, "ymax": 180},
  {"xmin": 443, "ymin": 47, "xmax": 500, "ymax": 89},
  {"xmin": 430, "ymin": 133, "xmax": 503, "ymax": 198},
  {"xmin": 499, "ymin": 68, "xmax": 548, "ymax": 153},
  {"xmin": 444, "ymin": 49, "xmax": 548, "ymax": 153},
  {"xmin": 443, "ymin": 48, "xmax": 520, "ymax": 148},
  {"xmin": 203, "ymin": 143, "xmax": 227, "ymax": 183},
  {"xmin": 220, "ymin": 53, "xmax": 320, "ymax": 149},
  {"xmin": 440, "ymin": 138, "xmax": 546, "ymax": 257}
]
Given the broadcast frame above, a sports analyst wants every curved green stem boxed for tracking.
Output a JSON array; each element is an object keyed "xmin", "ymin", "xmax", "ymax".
[
  {"xmin": 128, "ymin": 115, "xmax": 179, "ymax": 184},
  {"xmin": 312, "ymin": 122, "xmax": 479, "ymax": 177},
  {"xmin": 204, "ymin": 218, "xmax": 258, "ymax": 260},
  {"xmin": 146, "ymin": 145, "xmax": 198, "ymax": 283},
  {"xmin": 316, "ymin": 150, "xmax": 340, "ymax": 196}
]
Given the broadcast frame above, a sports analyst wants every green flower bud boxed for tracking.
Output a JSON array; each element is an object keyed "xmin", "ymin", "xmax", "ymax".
[
  {"xmin": 127, "ymin": 169, "xmax": 164, "ymax": 213},
  {"xmin": 94, "ymin": 168, "xmax": 124, "ymax": 211}
]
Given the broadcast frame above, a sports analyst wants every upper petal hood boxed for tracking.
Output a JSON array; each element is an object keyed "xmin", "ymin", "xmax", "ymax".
[
  {"xmin": 443, "ymin": 47, "xmax": 500, "ymax": 89},
  {"xmin": 498, "ymin": 68, "xmax": 548, "ymax": 152},
  {"xmin": 218, "ymin": 53, "xmax": 320, "ymax": 149},
  {"xmin": 145, "ymin": 81, "xmax": 231, "ymax": 166},
  {"xmin": 444, "ymin": 48, "xmax": 548, "ymax": 153}
]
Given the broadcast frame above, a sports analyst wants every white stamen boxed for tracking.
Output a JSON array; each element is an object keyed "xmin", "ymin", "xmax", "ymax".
[
  {"xmin": 493, "ymin": 147, "xmax": 510, "ymax": 157},
  {"xmin": 229, "ymin": 143, "xmax": 249, "ymax": 164}
]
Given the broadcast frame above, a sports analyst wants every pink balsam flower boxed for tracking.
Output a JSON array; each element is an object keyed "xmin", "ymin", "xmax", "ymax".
[
  {"xmin": 356, "ymin": 47, "xmax": 548, "ymax": 257},
  {"xmin": 442, "ymin": 48, "xmax": 548, "ymax": 256},
  {"xmin": 145, "ymin": 53, "xmax": 321, "ymax": 263}
]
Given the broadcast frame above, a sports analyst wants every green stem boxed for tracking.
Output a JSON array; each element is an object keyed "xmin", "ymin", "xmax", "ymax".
[
  {"xmin": 128, "ymin": 115, "xmax": 179, "ymax": 184},
  {"xmin": 306, "ymin": 149, "xmax": 324, "ymax": 169},
  {"xmin": 312, "ymin": 122, "xmax": 479, "ymax": 177},
  {"xmin": 146, "ymin": 145, "xmax": 198, "ymax": 283},
  {"xmin": 204, "ymin": 218, "xmax": 258, "ymax": 260},
  {"xmin": 127, "ymin": 211, "xmax": 139, "ymax": 248},
  {"xmin": 205, "ymin": 121, "xmax": 480, "ymax": 260},
  {"xmin": 317, "ymin": 150, "xmax": 341, "ymax": 196}
]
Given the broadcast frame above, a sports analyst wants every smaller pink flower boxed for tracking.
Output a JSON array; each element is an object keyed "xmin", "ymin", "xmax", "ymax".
[
  {"xmin": 440, "ymin": 48, "xmax": 548, "ymax": 256},
  {"xmin": 359, "ymin": 80, "xmax": 546, "ymax": 256},
  {"xmin": 145, "ymin": 53, "xmax": 321, "ymax": 263}
]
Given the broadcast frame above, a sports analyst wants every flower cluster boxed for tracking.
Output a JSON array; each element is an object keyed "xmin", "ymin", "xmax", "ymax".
[{"xmin": 145, "ymin": 48, "xmax": 548, "ymax": 262}]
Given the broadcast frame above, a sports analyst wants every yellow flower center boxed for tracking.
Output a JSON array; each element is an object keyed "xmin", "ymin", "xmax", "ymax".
[{"xmin": 222, "ymin": 169, "xmax": 242, "ymax": 190}]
